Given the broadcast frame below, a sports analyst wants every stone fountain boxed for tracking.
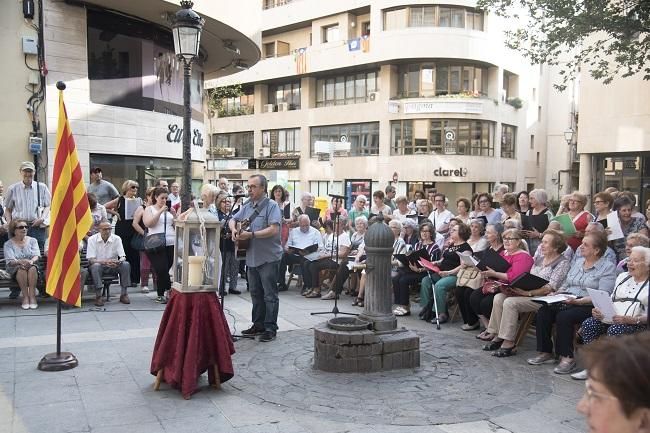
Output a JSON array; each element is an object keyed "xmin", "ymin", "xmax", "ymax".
[{"xmin": 313, "ymin": 222, "xmax": 420, "ymax": 372}]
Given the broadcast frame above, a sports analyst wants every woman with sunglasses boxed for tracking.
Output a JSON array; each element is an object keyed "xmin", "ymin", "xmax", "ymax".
[
  {"xmin": 4, "ymin": 219, "xmax": 41, "ymax": 309},
  {"xmin": 106, "ymin": 180, "xmax": 142, "ymax": 288}
]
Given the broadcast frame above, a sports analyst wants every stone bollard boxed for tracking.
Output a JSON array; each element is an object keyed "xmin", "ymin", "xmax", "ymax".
[{"xmin": 358, "ymin": 222, "xmax": 397, "ymax": 332}]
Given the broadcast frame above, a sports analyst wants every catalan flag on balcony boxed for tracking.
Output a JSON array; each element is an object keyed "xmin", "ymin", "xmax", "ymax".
[
  {"xmin": 361, "ymin": 35, "xmax": 370, "ymax": 52},
  {"xmin": 46, "ymin": 88, "xmax": 93, "ymax": 307},
  {"xmin": 347, "ymin": 38, "xmax": 361, "ymax": 51},
  {"xmin": 294, "ymin": 47, "xmax": 308, "ymax": 74}
]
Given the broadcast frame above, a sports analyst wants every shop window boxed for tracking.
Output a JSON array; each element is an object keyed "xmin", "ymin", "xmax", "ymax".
[
  {"xmin": 310, "ymin": 122, "xmax": 379, "ymax": 157},
  {"xmin": 268, "ymin": 81, "xmax": 301, "ymax": 110},
  {"xmin": 262, "ymin": 129, "xmax": 301, "ymax": 156},
  {"xmin": 211, "ymin": 131, "xmax": 254, "ymax": 158},
  {"xmin": 316, "ymin": 71, "xmax": 377, "ymax": 107},
  {"xmin": 501, "ymin": 124, "xmax": 517, "ymax": 159},
  {"xmin": 391, "ymin": 119, "xmax": 494, "ymax": 156}
]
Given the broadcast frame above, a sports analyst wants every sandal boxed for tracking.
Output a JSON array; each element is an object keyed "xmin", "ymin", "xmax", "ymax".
[
  {"xmin": 492, "ymin": 346, "xmax": 517, "ymax": 357},
  {"xmin": 482, "ymin": 340, "xmax": 503, "ymax": 351},
  {"xmin": 305, "ymin": 290, "xmax": 321, "ymax": 298},
  {"xmin": 352, "ymin": 297, "xmax": 363, "ymax": 306},
  {"xmin": 476, "ymin": 331, "xmax": 495, "ymax": 341}
]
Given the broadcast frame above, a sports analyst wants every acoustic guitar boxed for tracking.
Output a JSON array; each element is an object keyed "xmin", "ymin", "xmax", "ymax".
[{"xmin": 234, "ymin": 219, "xmax": 251, "ymax": 259}]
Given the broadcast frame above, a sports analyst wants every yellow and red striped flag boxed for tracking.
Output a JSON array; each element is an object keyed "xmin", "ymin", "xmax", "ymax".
[{"xmin": 46, "ymin": 89, "xmax": 92, "ymax": 307}]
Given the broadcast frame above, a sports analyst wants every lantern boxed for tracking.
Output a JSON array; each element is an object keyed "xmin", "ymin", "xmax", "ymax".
[{"xmin": 173, "ymin": 207, "xmax": 222, "ymax": 293}]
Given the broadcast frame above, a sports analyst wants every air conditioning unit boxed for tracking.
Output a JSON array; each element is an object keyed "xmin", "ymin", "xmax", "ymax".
[
  {"xmin": 263, "ymin": 104, "xmax": 274, "ymax": 113},
  {"xmin": 368, "ymin": 92, "xmax": 380, "ymax": 102},
  {"xmin": 277, "ymin": 102, "xmax": 289, "ymax": 111}
]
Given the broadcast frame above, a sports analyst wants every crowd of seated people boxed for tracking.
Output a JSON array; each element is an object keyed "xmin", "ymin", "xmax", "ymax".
[{"xmin": 274, "ymin": 184, "xmax": 648, "ymax": 380}]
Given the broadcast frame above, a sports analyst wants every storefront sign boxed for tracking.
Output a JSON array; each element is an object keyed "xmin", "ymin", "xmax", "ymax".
[
  {"xmin": 402, "ymin": 100, "xmax": 483, "ymax": 115},
  {"xmin": 258, "ymin": 158, "xmax": 300, "ymax": 170},
  {"xmin": 207, "ymin": 159, "xmax": 249, "ymax": 170},
  {"xmin": 433, "ymin": 167, "xmax": 468, "ymax": 177},
  {"xmin": 166, "ymin": 124, "xmax": 204, "ymax": 147}
]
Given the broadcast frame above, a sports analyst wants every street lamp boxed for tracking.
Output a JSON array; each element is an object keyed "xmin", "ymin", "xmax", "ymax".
[
  {"xmin": 172, "ymin": 0, "xmax": 204, "ymax": 212},
  {"xmin": 563, "ymin": 128, "xmax": 574, "ymax": 146}
]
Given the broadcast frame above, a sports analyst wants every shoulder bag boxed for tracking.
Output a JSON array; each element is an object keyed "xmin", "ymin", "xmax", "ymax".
[{"xmin": 457, "ymin": 267, "xmax": 484, "ymax": 290}]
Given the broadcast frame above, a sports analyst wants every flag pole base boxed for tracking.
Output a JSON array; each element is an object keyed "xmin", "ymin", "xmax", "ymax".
[{"xmin": 37, "ymin": 352, "xmax": 78, "ymax": 372}]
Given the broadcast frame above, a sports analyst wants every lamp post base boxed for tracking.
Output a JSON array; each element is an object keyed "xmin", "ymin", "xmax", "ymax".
[{"xmin": 37, "ymin": 352, "xmax": 78, "ymax": 371}]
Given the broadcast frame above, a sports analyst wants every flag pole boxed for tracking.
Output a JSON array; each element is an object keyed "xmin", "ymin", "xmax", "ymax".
[{"xmin": 37, "ymin": 81, "xmax": 79, "ymax": 372}]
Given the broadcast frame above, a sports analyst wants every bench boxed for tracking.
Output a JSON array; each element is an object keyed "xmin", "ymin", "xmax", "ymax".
[{"xmin": 0, "ymin": 247, "xmax": 119, "ymax": 302}]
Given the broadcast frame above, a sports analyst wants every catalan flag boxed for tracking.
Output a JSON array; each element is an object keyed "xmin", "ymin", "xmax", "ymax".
[
  {"xmin": 294, "ymin": 47, "xmax": 308, "ymax": 74},
  {"xmin": 360, "ymin": 35, "xmax": 370, "ymax": 53},
  {"xmin": 46, "ymin": 89, "xmax": 92, "ymax": 307}
]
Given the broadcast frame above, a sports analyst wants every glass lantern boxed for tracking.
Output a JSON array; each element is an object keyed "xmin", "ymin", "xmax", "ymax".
[{"xmin": 173, "ymin": 207, "xmax": 222, "ymax": 293}]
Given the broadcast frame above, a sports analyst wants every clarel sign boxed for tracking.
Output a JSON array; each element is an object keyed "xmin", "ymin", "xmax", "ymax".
[{"xmin": 433, "ymin": 167, "xmax": 468, "ymax": 177}]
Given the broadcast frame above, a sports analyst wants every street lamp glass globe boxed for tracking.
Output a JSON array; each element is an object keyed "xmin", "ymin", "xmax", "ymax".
[
  {"xmin": 563, "ymin": 128, "xmax": 574, "ymax": 144},
  {"xmin": 172, "ymin": 1, "xmax": 204, "ymax": 61}
]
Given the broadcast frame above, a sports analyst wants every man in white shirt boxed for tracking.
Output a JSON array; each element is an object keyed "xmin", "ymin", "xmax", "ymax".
[
  {"xmin": 303, "ymin": 219, "xmax": 351, "ymax": 298},
  {"xmin": 429, "ymin": 193, "xmax": 454, "ymax": 235},
  {"xmin": 277, "ymin": 215, "xmax": 323, "ymax": 291},
  {"xmin": 86, "ymin": 220, "xmax": 131, "ymax": 306},
  {"xmin": 168, "ymin": 182, "xmax": 181, "ymax": 207}
]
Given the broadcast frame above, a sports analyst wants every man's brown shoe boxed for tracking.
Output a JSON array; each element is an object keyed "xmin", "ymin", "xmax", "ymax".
[
  {"xmin": 119, "ymin": 294, "xmax": 130, "ymax": 304},
  {"xmin": 95, "ymin": 296, "xmax": 105, "ymax": 307}
]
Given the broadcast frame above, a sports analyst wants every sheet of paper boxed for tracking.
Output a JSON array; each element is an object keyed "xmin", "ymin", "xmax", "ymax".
[
  {"xmin": 606, "ymin": 211, "xmax": 624, "ymax": 241},
  {"xmin": 587, "ymin": 288, "xmax": 616, "ymax": 324},
  {"xmin": 457, "ymin": 252, "xmax": 479, "ymax": 267},
  {"xmin": 124, "ymin": 198, "xmax": 139, "ymax": 220},
  {"xmin": 531, "ymin": 293, "xmax": 577, "ymax": 304}
]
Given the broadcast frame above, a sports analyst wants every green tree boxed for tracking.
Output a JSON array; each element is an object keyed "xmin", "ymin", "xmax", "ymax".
[
  {"xmin": 477, "ymin": 0, "xmax": 650, "ymax": 90},
  {"xmin": 205, "ymin": 84, "xmax": 243, "ymax": 116}
]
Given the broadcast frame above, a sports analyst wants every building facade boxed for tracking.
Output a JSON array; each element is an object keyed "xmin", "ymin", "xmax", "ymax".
[
  {"xmin": 207, "ymin": 0, "xmax": 561, "ymax": 205},
  {"xmin": 577, "ymin": 72, "xmax": 650, "ymax": 208},
  {"xmin": 3, "ymin": 0, "xmax": 260, "ymax": 196}
]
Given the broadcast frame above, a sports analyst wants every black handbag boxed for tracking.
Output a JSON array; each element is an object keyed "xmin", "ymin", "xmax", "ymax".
[{"xmin": 144, "ymin": 211, "xmax": 167, "ymax": 254}]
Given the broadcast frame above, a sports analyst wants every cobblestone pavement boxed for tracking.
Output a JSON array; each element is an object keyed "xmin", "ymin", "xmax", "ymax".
[{"xmin": 0, "ymin": 284, "xmax": 587, "ymax": 433}]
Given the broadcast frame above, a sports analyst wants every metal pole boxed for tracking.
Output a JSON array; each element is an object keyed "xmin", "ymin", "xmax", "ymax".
[
  {"xmin": 56, "ymin": 300, "xmax": 62, "ymax": 355},
  {"xmin": 181, "ymin": 59, "xmax": 192, "ymax": 213}
]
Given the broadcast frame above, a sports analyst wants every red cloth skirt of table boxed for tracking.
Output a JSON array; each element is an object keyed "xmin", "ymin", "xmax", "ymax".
[{"xmin": 150, "ymin": 291, "xmax": 235, "ymax": 398}]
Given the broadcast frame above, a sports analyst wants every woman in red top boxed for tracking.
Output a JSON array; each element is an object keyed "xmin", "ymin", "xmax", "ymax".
[{"xmin": 565, "ymin": 191, "xmax": 592, "ymax": 251}]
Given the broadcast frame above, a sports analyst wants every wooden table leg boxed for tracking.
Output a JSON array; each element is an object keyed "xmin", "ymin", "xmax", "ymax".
[
  {"xmin": 154, "ymin": 369, "xmax": 163, "ymax": 391},
  {"xmin": 212, "ymin": 364, "xmax": 221, "ymax": 390}
]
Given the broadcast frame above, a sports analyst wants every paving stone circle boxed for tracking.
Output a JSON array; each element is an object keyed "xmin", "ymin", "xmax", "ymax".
[{"xmin": 227, "ymin": 328, "xmax": 554, "ymax": 426}]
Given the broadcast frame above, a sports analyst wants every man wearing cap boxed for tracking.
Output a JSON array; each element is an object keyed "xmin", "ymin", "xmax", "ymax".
[
  {"xmin": 5, "ymin": 162, "xmax": 51, "ymax": 251},
  {"xmin": 88, "ymin": 167, "xmax": 119, "ymax": 206}
]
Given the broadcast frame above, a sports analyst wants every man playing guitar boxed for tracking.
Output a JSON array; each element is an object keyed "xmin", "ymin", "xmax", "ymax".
[{"xmin": 229, "ymin": 174, "xmax": 283, "ymax": 342}]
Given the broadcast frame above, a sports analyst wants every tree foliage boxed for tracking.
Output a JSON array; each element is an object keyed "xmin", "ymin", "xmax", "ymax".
[
  {"xmin": 205, "ymin": 84, "xmax": 243, "ymax": 115},
  {"xmin": 477, "ymin": 0, "xmax": 650, "ymax": 90}
]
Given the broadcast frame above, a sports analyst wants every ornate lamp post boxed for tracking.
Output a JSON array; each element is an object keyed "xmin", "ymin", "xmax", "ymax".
[
  {"xmin": 172, "ymin": 0, "xmax": 204, "ymax": 212},
  {"xmin": 563, "ymin": 128, "xmax": 575, "ymax": 146}
]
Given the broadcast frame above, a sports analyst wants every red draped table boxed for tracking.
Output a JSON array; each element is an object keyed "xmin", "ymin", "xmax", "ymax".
[{"xmin": 150, "ymin": 290, "xmax": 235, "ymax": 399}]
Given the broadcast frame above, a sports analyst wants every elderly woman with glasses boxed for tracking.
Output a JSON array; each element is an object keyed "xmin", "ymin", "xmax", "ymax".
[
  {"xmin": 392, "ymin": 221, "xmax": 441, "ymax": 316},
  {"xmin": 562, "ymin": 191, "xmax": 592, "ymax": 251},
  {"xmin": 576, "ymin": 332, "xmax": 650, "ymax": 433},
  {"xmin": 4, "ymin": 219, "xmax": 41, "ymax": 309},
  {"xmin": 291, "ymin": 192, "xmax": 316, "ymax": 228},
  {"xmin": 527, "ymin": 231, "xmax": 617, "ymax": 374},
  {"xmin": 392, "ymin": 195, "xmax": 415, "ymax": 223},
  {"xmin": 476, "ymin": 193, "xmax": 503, "ymax": 225},
  {"xmin": 474, "ymin": 227, "xmax": 533, "ymax": 342},
  {"xmin": 105, "ymin": 180, "xmax": 142, "ymax": 287}
]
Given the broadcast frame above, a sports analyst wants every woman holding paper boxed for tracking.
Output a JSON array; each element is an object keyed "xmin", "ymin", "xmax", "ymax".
[
  {"xmin": 458, "ymin": 223, "xmax": 505, "ymax": 335},
  {"xmin": 592, "ymin": 191, "xmax": 614, "ymax": 225},
  {"xmin": 418, "ymin": 223, "xmax": 473, "ymax": 323},
  {"xmin": 290, "ymin": 192, "xmax": 316, "ymax": 228},
  {"xmin": 106, "ymin": 180, "xmax": 142, "ymax": 287},
  {"xmin": 571, "ymin": 246, "xmax": 649, "ymax": 380},
  {"xmin": 565, "ymin": 192, "xmax": 592, "ymax": 251},
  {"xmin": 392, "ymin": 221, "xmax": 441, "ymax": 316},
  {"xmin": 474, "ymin": 228, "xmax": 533, "ymax": 348},
  {"xmin": 528, "ymin": 231, "xmax": 617, "ymax": 374},
  {"xmin": 484, "ymin": 229, "xmax": 570, "ymax": 357}
]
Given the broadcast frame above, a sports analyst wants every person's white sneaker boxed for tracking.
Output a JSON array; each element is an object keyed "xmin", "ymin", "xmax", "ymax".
[
  {"xmin": 571, "ymin": 369, "xmax": 588, "ymax": 380},
  {"xmin": 141, "ymin": 286, "xmax": 150, "ymax": 293}
]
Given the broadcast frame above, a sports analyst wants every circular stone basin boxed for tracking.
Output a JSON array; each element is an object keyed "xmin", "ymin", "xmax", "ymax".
[{"xmin": 327, "ymin": 317, "xmax": 371, "ymax": 331}]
